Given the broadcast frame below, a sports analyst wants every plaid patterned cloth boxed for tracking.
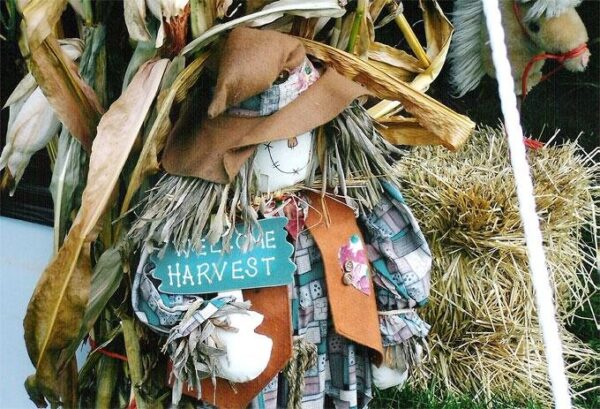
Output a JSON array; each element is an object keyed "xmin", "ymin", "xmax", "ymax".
[
  {"xmin": 362, "ymin": 182, "xmax": 432, "ymax": 347},
  {"xmin": 252, "ymin": 230, "xmax": 374, "ymax": 409},
  {"xmin": 251, "ymin": 185, "xmax": 431, "ymax": 408},
  {"xmin": 228, "ymin": 58, "xmax": 320, "ymax": 117}
]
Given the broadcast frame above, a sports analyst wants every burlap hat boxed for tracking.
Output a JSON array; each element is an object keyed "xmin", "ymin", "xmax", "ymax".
[{"xmin": 161, "ymin": 27, "xmax": 371, "ymax": 184}]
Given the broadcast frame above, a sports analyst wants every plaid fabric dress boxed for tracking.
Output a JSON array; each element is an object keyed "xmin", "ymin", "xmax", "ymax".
[{"xmin": 251, "ymin": 183, "xmax": 431, "ymax": 409}]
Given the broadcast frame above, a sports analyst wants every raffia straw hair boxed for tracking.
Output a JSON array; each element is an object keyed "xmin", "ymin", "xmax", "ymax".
[
  {"xmin": 448, "ymin": 0, "xmax": 486, "ymax": 97},
  {"xmin": 129, "ymin": 103, "xmax": 402, "ymax": 251},
  {"xmin": 397, "ymin": 127, "xmax": 599, "ymax": 405}
]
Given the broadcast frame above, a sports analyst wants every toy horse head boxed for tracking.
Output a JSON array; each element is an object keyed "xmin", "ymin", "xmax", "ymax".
[{"xmin": 449, "ymin": 0, "xmax": 590, "ymax": 97}]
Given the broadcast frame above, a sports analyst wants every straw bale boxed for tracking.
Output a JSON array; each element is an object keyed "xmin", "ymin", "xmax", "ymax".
[{"xmin": 396, "ymin": 126, "xmax": 599, "ymax": 405}]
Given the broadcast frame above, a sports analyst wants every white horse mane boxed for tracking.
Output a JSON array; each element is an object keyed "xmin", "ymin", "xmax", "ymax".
[
  {"xmin": 448, "ymin": 0, "xmax": 583, "ymax": 97},
  {"xmin": 520, "ymin": 0, "xmax": 582, "ymax": 21},
  {"xmin": 448, "ymin": 0, "xmax": 486, "ymax": 97}
]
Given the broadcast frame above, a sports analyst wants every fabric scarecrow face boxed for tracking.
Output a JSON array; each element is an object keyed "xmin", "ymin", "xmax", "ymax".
[{"xmin": 228, "ymin": 57, "xmax": 321, "ymax": 192}]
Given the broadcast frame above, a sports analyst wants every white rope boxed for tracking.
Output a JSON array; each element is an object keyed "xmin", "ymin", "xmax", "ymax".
[{"xmin": 480, "ymin": 1, "xmax": 572, "ymax": 408}]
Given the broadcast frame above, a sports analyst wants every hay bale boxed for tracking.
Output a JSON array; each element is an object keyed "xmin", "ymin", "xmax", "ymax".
[{"xmin": 396, "ymin": 127, "xmax": 599, "ymax": 404}]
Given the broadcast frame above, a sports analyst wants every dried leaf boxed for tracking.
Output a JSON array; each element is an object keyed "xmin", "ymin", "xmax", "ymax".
[
  {"xmin": 368, "ymin": 42, "xmax": 423, "ymax": 73},
  {"xmin": 3, "ymin": 72, "xmax": 37, "ymax": 108},
  {"xmin": 58, "ymin": 244, "xmax": 125, "ymax": 369},
  {"xmin": 21, "ymin": 0, "xmax": 67, "ymax": 50},
  {"xmin": 301, "ymin": 39, "xmax": 475, "ymax": 149},
  {"xmin": 124, "ymin": 0, "xmax": 152, "ymax": 42},
  {"xmin": 190, "ymin": 0, "xmax": 216, "ymax": 38},
  {"xmin": 160, "ymin": 0, "xmax": 191, "ymax": 20},
  {"xmin": 23, "ymin": 59, "xmax": 168, "ymax": 406},
  {"xmin": 123, "ymin": 0, "xmax": 152, "ymax": 41},
  {"xmin": 353, "ymin": 0, "xmax": 372, "ymax": 59},
  {"xmin": 370, "ymin": 0, "xmax": 455, "ymax": 123},
  {"xmin": 369, "ymin": 0, "xmax": 388, "ymax": 21},
  {"xmin": 368, "ymin": 59, "xmax": 415, "ymax": 83},
  {"xmin": 122, "ymin": 40, "xmax": 159, "ymax": 91},
  {"xmin": 410, "ymin": 0, "xmax": 453, "ymax": 91},
  {"xmin": 376, "ymin": 116, "xmax": 468, "ymax": 149},
  {"xmin": 50, "ymin": 128, "xmax": 86, "ymax": 251},
  {"xmin": 215, "ymin": 0, "xmax": 233, "ymax": 19},
  {"xmin": 27, "ymin": 35, "xmax": 103, "ymax": 151},
  {"xmin": 118, "ymin": 52, "xmax": 211, "ymax": 225},
  {"xmin": 51, "ymin": 27, "xmax": 107, "ymax": 251},
  {"xmin": 181, "ymin": 0, "xmax": 345, "ymax": 55}
]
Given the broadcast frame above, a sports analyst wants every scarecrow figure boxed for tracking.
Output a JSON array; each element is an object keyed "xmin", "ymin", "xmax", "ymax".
[{"xmin": 130, "ymin": 27, "xmax": 431, "ymax": 408}]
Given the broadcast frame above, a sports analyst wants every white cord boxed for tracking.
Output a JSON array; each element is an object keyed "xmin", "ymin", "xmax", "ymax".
[{"xmin": 480, "ymin": 1, "xmax": 572, "ymax": 408}]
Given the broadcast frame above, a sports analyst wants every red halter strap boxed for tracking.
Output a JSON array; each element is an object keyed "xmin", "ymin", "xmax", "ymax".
[{"xmin": 512, "ymin": 0, "xmax": 589, "ymax": 97}]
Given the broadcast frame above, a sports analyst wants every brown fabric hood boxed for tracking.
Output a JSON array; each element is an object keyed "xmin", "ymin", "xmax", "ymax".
[
  {"xmin": 162, "ymin": 28, "xmax": 371, "ymax": 184},
  {"xmin": 207, "ymin": 27, "xmax": 306, "ymax": 118}
]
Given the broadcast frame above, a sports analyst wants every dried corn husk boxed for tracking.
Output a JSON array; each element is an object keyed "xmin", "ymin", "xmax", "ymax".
[
  {"xmin": 23, "ymin": 59, "xmax": 168, "ymax": 407},
  {"xmin": 190, "ymin": 0, "xmax": 217, "ymax": 37},
  {"xmin": 181, "ymin": 0, "xmax": 345, "ymax": 54},
  {"xmin": 50, "ymin": 27, "xmax": 107, "ymax": 252},
  {"xmin": 124, "ymin": 0, "xmax": 191, "ymax": 49},
  {"xmin": 117, "ymin": 51, "xmax": 211, "ymax": 225},
  {"xmin": 23, "ymin": 32, "xmax": 103, "ymax": 150},
  {"xmin": 0, "ymin": 40, "xmax": 84, "ymax": 194},
  {"xmin": 0, "ymin": 87, "xmax": 61, "ymax": 193},
  {"xmin": 19, "ymin": 0, "xmax": 67, "ymax": 50},
  {"xmin": 124, "ymin": 0, "xmax": 153, "ymax": 42},
  {"xmin": 375, "ymin": 116, "xmax": 443, "ymax": 146},
  {"xmin": 301, "ymin": 39, "xmax": 473, "ymax": 150},
  {"xmin": 369, "ymin": 0, "xmax": 454, "ymax": 117}
]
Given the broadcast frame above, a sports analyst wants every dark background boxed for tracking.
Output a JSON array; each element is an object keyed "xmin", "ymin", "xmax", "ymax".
[{"xmin": 1, "ymin": 0, "xmax": 598, "ymax": 225}]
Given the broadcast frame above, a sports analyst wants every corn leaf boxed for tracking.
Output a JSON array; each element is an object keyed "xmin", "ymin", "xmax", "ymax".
[
  {"xmin": 50, "ymin": 127, "xmax": 87, "ymax": 252},
  {"xmin": 370, "ymin": 0, "xmax": 455, "ymax": 117},
  {"xmin": 26, "ymin": 34, "xmax": 103, "ymax": 151},
  {"xmin": 354, "ymin": 0, "xmax": 372, "ymax": 59},
  {"xmin": 301, "ymin": 39, "xmax": 474, "ymax": 149},
  {"xmin": 369, "ymin": 0, "xmax": 388, "ymax": 22},
  {"xmin": 368, "ymin": 42, "xmax": 423, "ymax": 73},
  {"xmin": 23, "ymin": 59, "xmax": 169, "ymax": 406},
  {"xmin": 117, "ymin": 52, "xmax": 211, "ymax": 225},
  {"xmin": 51, "ymin": 26, "xmax": 107, "ymax": 251},
  {"xmin": 124, "ymin": 0, "xmax": 152, "ymax": 42},
  {"xmin": 122, "ymin": 40, "xmax": 159, "ymax": 91},
  {"xmin": 181, "ymin": 0, "xmax": 345, "ymax": 55},
  {"xmin": 21, "ymin": 0, "xmax": 67, "ymax": 50},
  {"xmin": 58, "ymin": 244, "xmax": 126, "ymax": 369},
  {"xmin": 410, "ymin": 0, "xmax": 453, "ymax": 91},
  {"xmin": 3, "ymin": 72, "xmax": 37, "ymax": 108},
  {"xmin": 376, "ymin": 116, "xmax": 468, "ymax": 149}
]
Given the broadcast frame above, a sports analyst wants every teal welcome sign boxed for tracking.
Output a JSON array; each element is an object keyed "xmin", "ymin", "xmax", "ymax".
[{"xmin": 150, "ymin": 217, "xmax": 295, "ymax": 294}]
